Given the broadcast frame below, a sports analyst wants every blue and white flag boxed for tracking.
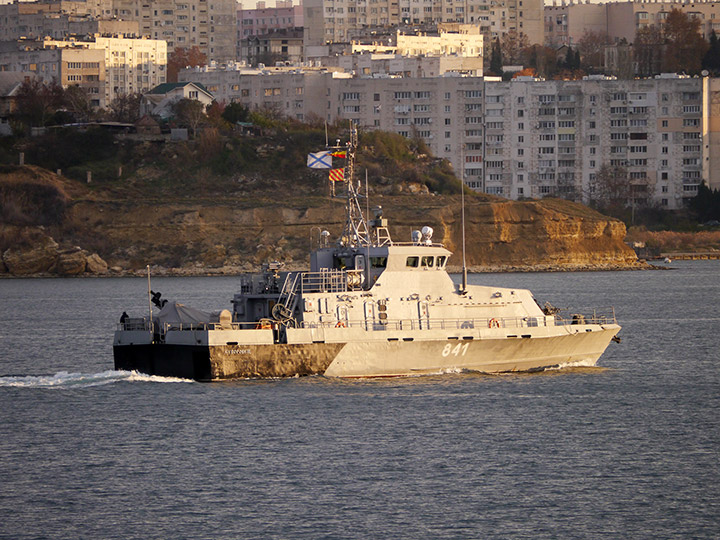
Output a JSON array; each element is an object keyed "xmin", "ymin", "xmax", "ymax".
[{"xmin": 307, "ymin": 151, "xmax": 332, "ymax": 169}]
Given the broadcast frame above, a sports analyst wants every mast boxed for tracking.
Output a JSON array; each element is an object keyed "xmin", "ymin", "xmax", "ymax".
[
  {"xmin": 338, "ymin": 124, "xmax": 370, "ymax": 247},
  {"xmin": 460, "ymin": 145, "xmax": 467, "ymax": 294}
]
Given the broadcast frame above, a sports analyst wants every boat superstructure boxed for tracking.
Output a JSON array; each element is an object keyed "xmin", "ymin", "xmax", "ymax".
[{"xmin": 114, "ymin": 128, "xmax": 620, "ymax": 380}]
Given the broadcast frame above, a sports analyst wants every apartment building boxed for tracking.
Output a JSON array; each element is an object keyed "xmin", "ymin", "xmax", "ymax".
[
  {"xmin": 705, "ymin": 77, "xmax": 720, "ymax": 192},
  {"xmin": 41, "ymin": 35, "xmax": 166, "ymax": 105},
  {"xmin": 108, "ymin": 0, "xmax": 236, "ymax": 63},
  {"xmin": 474, "ymin": 75, "xmax": 704, "ymax": 209},
  {"xmin": 0, "ymin": 1, "xmax": 138, "ymax": 41},
  {"xmin": 241, "ymin": 28, "xmax": 304, "ymax": 66},
  {"xmin": 0, "ymin": 41, "xmax": 107, "ymax": 107},
  {"xmin": 179, "ymin": 63, "xmax": 708, "ymax": 209},
  {"xmin": 238, "ymin": 1, "xmax": 304, "ymax": 40},
  {"xmin": 1, "ymin": 0, "xmax": 236, "ymax": 63},
  {"xmin": 545, "ymin": 0, "xmax": 720, "ymax": 47},
  {"xmin": 303, "ymin": 0, "xmax": 543, "ymax": 49},
  {"xmin": 310, "ymin": 29, "xmax": 484, "ymax": 77}
]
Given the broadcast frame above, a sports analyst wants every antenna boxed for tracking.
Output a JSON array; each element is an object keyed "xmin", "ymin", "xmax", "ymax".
[
  {"xmin": 366, "ymin": 168, "xmax": 371, "ymax": 285},
  {"xmin": 460, "ymin": 145, "xmax": 467, "ymax": 295},
  {"xmin": 146, "ymin": 265, "xmax": 153, "ymax": 336},
  {"xmin": 339, "ymin": 124, "xmax": 370, "ymax": 247}
]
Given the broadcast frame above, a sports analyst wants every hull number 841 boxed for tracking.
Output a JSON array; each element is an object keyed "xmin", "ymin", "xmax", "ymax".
[{"xmin": 442, "ymin": 343, "xmax": 470, "ymax": 357}]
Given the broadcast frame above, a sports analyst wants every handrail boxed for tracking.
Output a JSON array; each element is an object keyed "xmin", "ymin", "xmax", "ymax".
[
  {"xmin": 300, "ymin": 309, "xmax": 617, "ymax": 331},
  {"xmin": 118, "ymin": 308, "xmax": 617, "ymax": 333}
]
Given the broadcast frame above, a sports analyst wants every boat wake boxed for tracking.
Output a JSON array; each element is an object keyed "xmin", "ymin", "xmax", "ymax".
[{"xmin": 0, "ymin": 370, "xmax": 193, "ymax": 389}]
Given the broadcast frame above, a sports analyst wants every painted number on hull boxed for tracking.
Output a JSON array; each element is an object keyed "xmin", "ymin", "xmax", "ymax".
[{"xmin": 442, "ymin": 343, "xmax": 469, "ymax": 357}]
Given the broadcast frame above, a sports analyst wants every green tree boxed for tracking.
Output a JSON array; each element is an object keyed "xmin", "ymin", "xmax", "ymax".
[
  {"xmin": 521, "ymin": 45, "xmax": 558, "ymax": 78},
  {"xmin": 222, "ymin": 101, "xmax": 250, "ymax": 124},
  {"xmin": 489, "ymin": 38, "xmax": 503, "ymax": 76},
  {"xmin": 702, "ymin": 30, "xmax": 720, "ymax": 73},
  {"xmin": 688, "ymin": 181, "xmax": 720, "ymax": 221}
]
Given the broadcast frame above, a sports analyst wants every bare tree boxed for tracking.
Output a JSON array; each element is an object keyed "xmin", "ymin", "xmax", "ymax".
[
  {"xmin": 167, "ymin": 46, "xmax": 208, "ymax": 83},
  {"xmin": 64, "ymin": 85, "xmax": 92, "ymax": 123},
  {"xmin": 589, "ymin": 164, "xmax": 632, "ymax": 214},
  {"xmin": 633, "ymin": 25, "xmax": 663, "ymax": 77},
  {"xmin": 15, "ymin": 78, "xmax": 64, "ymax": 128},
  {"xmin": 662, "ymin": 8, "xmax": 709, "ymax": 74},
  {"xmin": 577, "ymin": 30, "xmax": 611, "ymax": 71},
  {"xmin": 171, "ymin": 98, "xmax": 206, "ymax": 136},
  {"xmin": 500, "ymin": 30, "xmax": 530, "ymax": 65},
  {"xmin": 108, "ymin": 93, "xmax": 143, "ymax": 123}
]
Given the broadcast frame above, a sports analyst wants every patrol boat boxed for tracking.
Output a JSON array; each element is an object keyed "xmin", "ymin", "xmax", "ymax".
[{"xmin": 113, "ymin": 129, "xmax": 621, "ymax": 380}]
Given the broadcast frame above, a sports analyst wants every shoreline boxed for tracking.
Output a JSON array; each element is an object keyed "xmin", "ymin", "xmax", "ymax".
[{"xmin": 0, "ymin": 260, "xmax": 669, "ymax": 279}]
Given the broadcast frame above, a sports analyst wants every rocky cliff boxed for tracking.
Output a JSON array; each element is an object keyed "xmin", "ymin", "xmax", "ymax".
[{"xmin": 0, "ymin": 165, "xmax": 639, "ymax": 277}]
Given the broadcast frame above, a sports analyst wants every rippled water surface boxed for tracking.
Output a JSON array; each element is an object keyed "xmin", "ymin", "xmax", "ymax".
[{"xmin": 1, "ymin": 261, "xmax": 718, "ymax": 539}]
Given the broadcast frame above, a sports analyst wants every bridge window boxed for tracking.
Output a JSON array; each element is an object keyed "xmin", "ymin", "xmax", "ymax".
[
  {"xmin": 437, "ymin": 256, "xmax": 447, "ymax": 267},
  {"xmin": 421, "ymin": 256, "xmax": 434, "ymax": 267},
  {"xmin": 406, "ymin": 256, "xmax": 419, "ymax": 268},
  {"xmin": 370, "ymin": 257, "xmax": 387, "ymax": 268}
]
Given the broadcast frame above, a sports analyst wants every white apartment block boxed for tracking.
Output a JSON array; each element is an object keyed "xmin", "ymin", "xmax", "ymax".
[
  {"xmin": 180, "ymin": 63, "xmax": 709, "ymax": 209},
  {"xmin": 43, "ymin": 35, "xmax": 167, "ymax": 105},
  {"xmin": 0, "ymin": 3, "xmax": 139, "ymax": 41},
  {"xmin": 545, "ymin": 0, "xmax": 720, "ymax": 47},
  {"xmin": 316, "ymin": 29, "xmax": 485, "ymax": 77},
  {"xmin": 109, "ymin": 0, "xmax": 237, "ymax": 62},
  {"xmin": 303, "ymin": 0, "xmax": 543, "ymax": 49},
  {"xmin": 0, "ymin": 0, "xmax": 236, "ymax": 63},
  {"xmin": 0, "ymin": 41, "xmax": 107, "ymax": 107}
]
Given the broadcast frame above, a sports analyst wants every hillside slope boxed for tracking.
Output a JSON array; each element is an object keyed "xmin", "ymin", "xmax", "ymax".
[{"xmin": 0, "ymin": 165, "xmax": 639, "ymax": 276}]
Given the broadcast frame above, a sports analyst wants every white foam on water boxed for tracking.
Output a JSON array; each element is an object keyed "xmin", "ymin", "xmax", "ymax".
[
  {"xmin": 0, "ymin": 370, "xmax": 193, "ymax": 389},
  {"xmin": 547, "ymin": 358, "xmax": 599, "ymax": 371}
]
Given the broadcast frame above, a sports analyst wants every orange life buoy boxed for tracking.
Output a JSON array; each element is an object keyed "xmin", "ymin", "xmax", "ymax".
[
  {"xmin": 488, "ymin": 318, "xmax": 500, "ymax": 328},
  {"xmin": 256, "ymin": 320, "xmax": 272, "ymax": 330},
  {"xmin": 336, "ymin": 321, "xmax": 346, "ymax": 328}
]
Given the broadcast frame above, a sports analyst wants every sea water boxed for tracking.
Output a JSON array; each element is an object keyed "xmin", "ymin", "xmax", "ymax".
[{"xmin": 0, "ymin": 261, "xmax": 718, "ymax": 539}]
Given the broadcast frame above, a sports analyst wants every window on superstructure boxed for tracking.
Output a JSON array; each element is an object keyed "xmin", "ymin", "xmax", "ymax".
[
  {"xmin": 370, "ymin": 257, "xmax": 387, "ymax": 268},
  {"xmin": 406, "ymin": 257, "xmax": 419, "ymax": 268},
  {"xmin": 437, "ymin": 256, "xmax": 446, "ymax": 268},
  {"xmin": 421, "ymin": 256, "xmax": 434, "ymax": 267}
]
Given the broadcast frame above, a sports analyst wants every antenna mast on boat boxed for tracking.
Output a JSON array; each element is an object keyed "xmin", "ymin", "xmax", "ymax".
[
  {"xmin": 338, "ymin": 123, "xmax": 370, "ymax": 247},
  {"xmin": 460, "ymin": 145, "xmax": 468, "ymax": 294},
  {"xmin": 146, "ymin": 265, "xmax": 153, "ymax": 334}
]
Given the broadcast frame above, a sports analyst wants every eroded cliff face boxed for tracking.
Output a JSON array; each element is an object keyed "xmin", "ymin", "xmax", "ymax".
[{"xmin": 0, "ymin": 166, "xmax": 639, "ymax": 276}]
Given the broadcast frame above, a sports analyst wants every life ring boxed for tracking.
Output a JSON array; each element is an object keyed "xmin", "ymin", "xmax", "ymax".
[
  {"xmin": 256, "ymin": 320, "xmax": 272, "ymax": 330},
  {"xmin": 336, "ymin": 321, "xmax": 346, "ymax": 328},
  {"xmin": 488, "ymin": 318, "xmax": 500, "ymax": 328}
]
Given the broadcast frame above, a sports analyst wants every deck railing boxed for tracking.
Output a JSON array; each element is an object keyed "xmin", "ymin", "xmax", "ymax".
[{"xmin": 118, "ymin": 308, "xmax": 617, "ymax": 333}]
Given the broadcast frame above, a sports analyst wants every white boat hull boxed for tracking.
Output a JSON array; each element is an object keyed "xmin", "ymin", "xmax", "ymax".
[{"xmin": 323, "ymin": 324, "xmax": 620, "ymax": 377}]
